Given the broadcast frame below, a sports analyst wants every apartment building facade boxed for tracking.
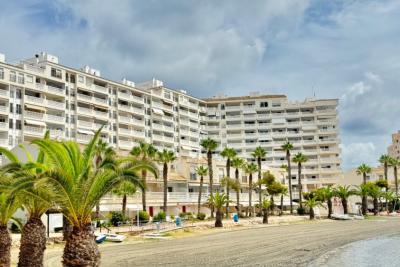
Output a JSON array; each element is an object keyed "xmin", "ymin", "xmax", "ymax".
[
  {"xmin": 388, "ymin": 130, "xmax": 400, "ymax": 159},
  {"xmin": 0, "ymin": 52, "xmax": 341, "ymax": 215}
]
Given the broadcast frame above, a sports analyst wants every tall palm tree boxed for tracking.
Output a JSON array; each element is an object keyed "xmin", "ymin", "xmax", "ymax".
[
  {"xmin": 33, "ymin": 130, "xmax": 154, "ymax": 266},
  {"xmin": 111, "ymin": 182, "xmax": 137, "ymax": 216},
  {"xmin": 0, "ymin": 191, "xmax": 20, "ymax": 267},
  {"xmin": 367, "ymin": 183, "xmax": 382, "ymax": 215},
  {"xmin": 157, "ymin": 149, "xmax": 176, "ymax": 213},
  {"xmin": 243, "ymin": 162, "xmax": 258, "ymax": 217},
  {"xmin": 200, "ymin": 138, "xmax": 218, "ymax": 217},
  {"xmin": 379, "ymin": 154, "xmax": 391, "ymax": 187},
  {"xmin": 356, "ymin": 183, "xmax": 370, "ymax": 215},
  {"xmin": 389, "ymin": 158, "xmax": 399, "ymax": 196},
  {"xmin": 231, "ymin": 157, "xmax": 245, "ymax": 214},
  {"xmin": 303, "ymin": 197, "xmax": 322, "ymax": 220},
  {"xmin": 0, "ymin": 141, "xmax": 54, "ymax": 267},
  {"xmin": 334, "ymin": 185, "xmax": 355, "ymax": 214},
  {"xmin": 292, "ymin": 152, "xmax": 308, "ymax": 209},
  {"xmin": 252, "ymin": 146, "xmax": 267, "ymax": 208},
  {"xmin": 281, "ymin": 141, "xmax": 294, "ymax": 214},
  {"xmin": 381, "ymin": 191, "xmax": 395, "ymax": 212},
  {"xmin": 357, "ymin": 163, "xmax": 372, "ymax": 215},
  {"xmin": 131, "ymin": 141, "xmax": 158, "ymax": 211},
  {"xmin": 220, "ymin": 147, "xmax": 237, "ymax": 216},
  {"xmin": 207, "ymin": 192, "xmax": 229, "ymax": 227},
  {"xmin": 315, "ymin": 186, "xmax": 334, "ymax": 218},
  {"xmin": 195, "ymin": 166, "xmax": 208, "ymax": 215}
]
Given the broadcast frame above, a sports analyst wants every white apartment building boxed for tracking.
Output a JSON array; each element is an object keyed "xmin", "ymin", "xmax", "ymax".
[{"xmin": 0, "ymin": 52, "xmax": 341, "ymax": 215}]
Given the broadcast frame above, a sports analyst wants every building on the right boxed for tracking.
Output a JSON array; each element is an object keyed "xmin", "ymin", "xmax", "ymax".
[{"xmin": 387, "ymin": 130, "xmax": 400, "ymax": 159}]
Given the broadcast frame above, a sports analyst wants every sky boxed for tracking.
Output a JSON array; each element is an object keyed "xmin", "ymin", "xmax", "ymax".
[{"xmin": 0, "ymin": 0, "xmax": 399, "ymax": 170}]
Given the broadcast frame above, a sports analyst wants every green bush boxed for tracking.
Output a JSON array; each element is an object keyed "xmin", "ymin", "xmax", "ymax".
[
  {"xmin": 139, "ymin": 210, "xmax": 150, "ymax": 223},
  {"xmin": 110, "ymin": 211, "xmax": 126, "ymax": 226},
  {"xmin": 170, "ymin": 215, "xmax": 175, "ymax": 220},
  {"xmin": 153, "ymin": 211, "xmax": 166, "ymax": 222},
  {"xmin": 197, "ymin": 212, "xmax": 206, "ymax": 220},
  {"xmin": 297, "ymin": 207, "xmax": 306, "ymax": 215},
  {"xmin": 179, "ymin": 212, "xmax": 194, "ymax": 220}
]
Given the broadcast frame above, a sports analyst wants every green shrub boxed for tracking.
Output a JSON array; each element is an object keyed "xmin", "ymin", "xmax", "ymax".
[
  {"xmin": 139, "ymin": 210, "xmax": 150, "ymax": 223},
  {"xmin": 110, "ymin": 211, "xmax": 126, "ymax": 226},
  {"xmin": 170, "ymin": 215, "xmax": 175, "ymax": 220},
  {"xmin": 153, "ymin": 211, "xmax": 166, "ymax": 222},
  {"xmin": 179, "ymin": 212, "xmax": 186, "ymax": 218},
  {"xmin": 197, "ymin": 212, "xmax": 206, "ymax": 220},
  {"xmin": 179, "ymin": 212, "xmax": 194, "ymax": 220},
  {"xmin": 297, "ymin": 207, "xmax": 306, "ymax": 215}
]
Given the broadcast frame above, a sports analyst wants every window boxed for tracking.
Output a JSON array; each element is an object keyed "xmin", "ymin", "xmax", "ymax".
[
  {"xmin": 190, "ymin": 172, "xmax": 197, "ymax": 181},
  {"xmin": 17, "ymin": 73, "xmax": 24, "ymax": 84},
  {"xmin": 16, "ymin": 89, "xmax": 21, "ymax": 99},
  {"xmin": 242, "ymin": 176, "xmax": 247, "ymax": 183},
  {"xmin": 10, "ymin": 71, "xmax": 16, "ymax": 82},
  {"xmin": 168, "ymin": 187, "xmax": 173, "ymax": 192},
  {"xmin": 16, "ymin": 120, "xmax": 21, "ymax": 130},
  {"xmin": 260, "ymin": 102, "xmax": 268, "ymax": 107},
  {"xmin": 9, "ymin": 104, "xmax": 13, "ymax": 113},
  {"xmin": 0, "ymin": 68, "xmax": 4, "ymax": 79},
  {"xmin": 78, "ymin": 75, "xmax": 84, "ymax": 83},
  {"xmin": 16, "ymin": 104, "xmax": 21, "ymax": 114},
  {"xmin": 9, "ymin": 119, "xmax": 13, "ymax": 129},
  {"xmin": 26, "ymin": 75, "xmax": 33, "ymax": 83},
  {"xmin": 51, "ymin": 68, "xmax": 62, "ymax": 79}
]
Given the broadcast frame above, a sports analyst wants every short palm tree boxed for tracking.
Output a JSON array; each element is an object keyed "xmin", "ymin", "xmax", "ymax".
[
  {"xmin": 231, "ymin": 157, "xmax": 245, "ymax": 213},
  {"xmin": 356, "ymin": 183, "xmax": 371, "ymax": 215},
  {"xmin": 367, "ymin": 183, "xmax": 382, "ymax": 215},
  {"xmin": 357, "ymin": 163, "xmax": 372, "ymax": 215},
  {"xmin": 303, "ymin": 197, "xmax": 322, "ymax": 220},
  {"xmin": 261, "ymin": 198, "xmax": 271, "ymax": 224},
  {"xmin": 292, "ymin": 152, "xmax": 308, "ymax": 209},
  {"xmin": 279, "ymin": 186, "xmax": 288, "ymax": 216},
  {"xmin": 33, "ymin": 130, "xmax": 152, "ymax": 266},
  {"xmin": 243, "ymin": 162, "xmax": 258, "ymax": 217},
  {"xmin": 220, "ymin": 176, "xmax": 237, "ymax": 218},
  {"xmin": 379, "ymin": 154, "xmax": 391, "ymax": 186},
  {"xmin": 315, "ymin": 186, "xmax": 335, "ymax": 218},
  {"xmin": 112, "ymin": 181, "xmax": 137, "ymax": 216},
  {"xmin": 0, "ymin": 192, "xmax": 20, "ymax": 267},
  {"xmin": 252, "ymin": 146, "xmax": 267, "ymax": 207},
  {"xmin": 266, "ymin": 181, "xmax": 284, "ymax": 215},
  {"xmin": 207, "ymin": 192, "xmax": 229, "ymax": 227},
  {"xmin": 200, "ymin": 138, "xmax": 218, "ymax": 218},
  {"xmin": 157, "ymin": 149, "xmax": 176, "ymax": 213},
  {"xmin": 334, "ymin": 185, "xmax": 355, "ymax": 214},
  {"xmin": 389, "ymin": 158, "xmax": 399, "ymax": 196},
  {"xmin": 220, "ymin": 147, "xmax": 237, "ymax": 216},
  {"xmin": 130, "ymin": 141, "xmax": 158, "ymax": 211},
  {"xmin": 195, "ymin": 166, "xmax": 208, "ymax": 215},
  {"xmin": 281, "ymin": 141, "xmax": 294, "ymax": 213},
  {"xmin": 381, "ymin": 191, "xmax": 395, "ymax": 212}
]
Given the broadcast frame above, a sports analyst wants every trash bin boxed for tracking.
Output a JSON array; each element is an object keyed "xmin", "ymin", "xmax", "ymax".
[
  {"xmin": 175, "ymin": 216, "xmax": 182, "ymax": 227},
  {"xmin": 233, "ymin": 213, "xmax": 239, "ymax": 222}
]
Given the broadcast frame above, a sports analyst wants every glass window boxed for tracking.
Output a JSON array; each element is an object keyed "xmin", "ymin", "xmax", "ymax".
[
  {"xmin": 0, "ymin": 68, "xmax": 4, "ymax": 79},
  {"xmin": 51, "ymin": 68, "xmax": 62, "ymax": 79},
  {"xmin": 78, "ymin": 75, "xmax": 84, "ymax": 83},
  {"xmin": 26, "ymin": 75, "xmax": 33, "ymax": 83},
  {"xmin": 10, "ymin": 71, "xmax": 16, "ymax": 82},
  {"xmin": 17, "ymin": 73, "xmax": 24, "ymax": 84}
]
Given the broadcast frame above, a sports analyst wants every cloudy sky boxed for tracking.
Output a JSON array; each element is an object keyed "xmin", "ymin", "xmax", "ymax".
[{"xmin": 1, "ymin": 0, "xmax": 399, "ymax": 170}]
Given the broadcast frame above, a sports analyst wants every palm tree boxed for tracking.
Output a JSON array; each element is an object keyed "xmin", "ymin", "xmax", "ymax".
[
  {"xmin": 357, "ymin": 163, "xmax": 372, "ymax": 215},
  {"xmin": 0, "ymin": 192, "xmax": 20, "ymax": 267},
  {"xmin": 389, "ymin": 158, "xmax": 399, "ymax": 196},
  {"xmin": 207, "ymin": 192, "xmax": 229, "ymax": 227},
  {"xmin": 0, "ymin": 142, "xmax": 54, "ymax": 267},
  {"xmin": 334, "ymin": 185, "xmax": 355, "ymax": 214},
  {"xmin": 195, "ymin": 166, "xmax": 208, "ymax": 215},
  {"xmin": 220, "ymin": 177, "xmax": 237, "ymax": 218},
  {"xmin": 266, "ymin": 181, "xmax": 283, "ymax": 215},
  {"xmin": 243, "ymin": 162, "xmax": 258, "ymax": 217},
  {"xmin": 131, "ymin": 141, "xmax": 158, "ymax": 211},
  {"xmin": 367, "ymin": 183, "xmax": 382, "ymax": 215},
  {"xmin": 292, "ymin": 153, "xmax": 308, "ymax": 209},
  {"xmin": 220, "ymin": 147, "xmax": 237, "ymax": 217},
  {"xmin": 252, "ymin": 146, "xmax": 267, "ymax": 208},
  {"xmin": 379, "ymin": 154, "xmax": 391, "ymax": 187},
  {"xmin": 33, "ymin": 130, "xmax": 154, "ymax": 266},
  {"xmin": 281, "ymin": 141, "xmax": 294, "ymax": 213},
  {"xmin": 261, "ymin": 198, "xmax": 271, "ymax": 224},
  {"xmin": 157, "ymin": 149, "xmax": 176, "ymax": 213},
  {"xmin": 112, "ymin": 181, "xmax": 137, "ymax": 216},
  {"xmin": 200, "ymin": 138, "xmax": 218, "ymax": 218},
  {"xmin": 231, "ymin": 157, "xmax": 245, "ymax": 214},
  {"xmin": 279, "ymin": 186, "xmax": 288, "ymax": 216},
  {"xmin": 303, "ymin": 197, "xmax": 322, "ymax": 220},
  {"xmin": 381, "ymin": 191, "xmax": 395, "ymax": 212},
  {"xmin": 356, "ymin": 183, "xmax": 370, "ymax": 215},
  {"xmin": 315, "ymin": 186, "xmax": 335, "ymax": 218}
]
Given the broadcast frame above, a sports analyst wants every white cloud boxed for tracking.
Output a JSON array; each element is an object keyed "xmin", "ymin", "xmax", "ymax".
[{"xmin": 341, "ymin": 142, "xmax": 377, "ymax": 169}]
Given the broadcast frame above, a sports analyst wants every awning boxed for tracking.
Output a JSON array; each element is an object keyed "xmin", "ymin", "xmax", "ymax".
[
  {"xmin": 152, "ymin": 108, "xmax": 164, "ymax": 115},
  {"xmin": 78, "ymin": 129, "xmax": 94, "ymax": 135},
  {"xmin": 25, "ymin": 119, "xmax": 46, "ymax": 127},
  {"xmin": 181, "ymin": 145, "xmax": 193, "ymax": 150},
  {"xmin": 25, "ymin": 104, "xmax": 46, "ymax": 112}
]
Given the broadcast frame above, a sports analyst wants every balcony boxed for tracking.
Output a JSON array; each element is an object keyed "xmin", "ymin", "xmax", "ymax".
[
  {"xmin": 0, "ymin": 106, "xmax": 8, "ymax": 114},
  {"xmin": 78, "ymin": 120, "xmax": 93, "ymax": 128},
  {"xmin": 25, "ymin": 111, "xmax": 44, "ymax": 120},
  {"xmin": 0, "ymin": 122, "xmax": 8, "ymax": 131},
  {"xmin": 46, "ymin": 99, "xmax": 64, "ymax": 110},
  {"xmin": 77, "ymin": 93, "xmax": 92, "ymax": 102},
  {"xmin": 119, "ymin": 140, "xmax": 135, "ymax": 149},
  {"xmin": 25, "ymin": 95, "xmax": 45, "ymax": 105},
  {"xmin": 76, "ymin": 133, "xmax": 93, "ymax": 144},
  {"xmin": 94, "ymin": 110, "xmax": 108, "ymax": 119},
  {"xmin": 49, "ymin": 129, "xmax": 63, "ymax": 138},
  {"xmin": 47, "ymin": 85, "xmax": 65, "ymax": 96},
  {"xmin": 77, "ymin": 107, "xmax": 93, "ymax": 116},
  {"xmin": 93, "ymin": 84, "xmax": 108, "ymax": 94},
  {"xmin": 0, "ymin": 89, "xmax": 8, "ymax": 98},
  {"xmin": 93, "ymin": 97, "xmax": 108, "ymax": 106},
  {"xmin": 24, "ymin": 125, "xmax": 45, "ymax": 136}
]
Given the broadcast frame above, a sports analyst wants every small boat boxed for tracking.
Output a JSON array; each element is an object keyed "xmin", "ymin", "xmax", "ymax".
[
  {"xmin": 95, "ymin": 233, "xmax": 107, "ymax": 244},
  {"xmin": 331, "ymin": 214, "xmax": 352, "ymax": 220},
  {"xmin": 104, "ymin": 233, "xmax": 126, "ymax": 242}
]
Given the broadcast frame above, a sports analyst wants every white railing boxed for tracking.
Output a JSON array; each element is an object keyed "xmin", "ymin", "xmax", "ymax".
[
  {"xmin": 47, "ymin": 85, "xmax": 65, "ymax": 95},
  {"xmin": 24, "ymin": 125, "xmax": 45, "ymax": 135},
  {"xmin": 25, "ymin": 95, "xmax": 44, "ymax": 104},
  {"xmin": 78, "ymin": 107, "xmax": 93, "ymax": 115},
  {"xmin": 93, "ymin": 97, "xmax": 108, "ymax": 105},
  {"xmin": 93, "ymin": 84, "xmax": 107, "ymax": 93},
  {"xmin": 25, "ymin": 111, "xmax": 44, "ymax": 120},
  {"xmin": 0, "ymin": 106, "xmax": 7, "ymax": 113},
  {"xmin": 46, "ymin": 114, "xmax": 64, "ymax": 122},
  {"xmin": 0, "ymin": 90, "xmax": 8, "ymax": 97},
  {"xmin": 0, "ymin": 122, "xmax": 8, "ymax": 130},
  {"xmin": 46, "ymin": 99, "xmax": 64, "ymax": 109},
  {"xmin": 94, "ymin": 110, "xmax": 108, "ymax": 118},
  {"xmin": 78, "ymin": 120, "xmax": 93, "ymax": 128}
]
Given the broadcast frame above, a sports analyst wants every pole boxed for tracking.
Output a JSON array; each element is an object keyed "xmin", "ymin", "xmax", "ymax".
[{"xmin": 46, "ymin": 212, "xmax": 50, "ymax": 238}]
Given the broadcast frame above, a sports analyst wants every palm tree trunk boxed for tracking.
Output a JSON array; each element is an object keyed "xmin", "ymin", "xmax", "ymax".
[
  {"xmin": 262, "ymin": 208, "xmax": 269, "ymax": 224},
  {"xmin": 226, "ymin": 159, "xmax": 230, "ymax": 218},
  {"xmin": 122, "ymin": 194, "xmax": 127, "ymax": 216},
  {"xmin": 207, "ymin": 151, "xmax": 214, "ymax": 218},
  {"xmin": 270, "ymin": 196, "xmax": 275, "ymax": 215},
  {"xmin": 280, "ymin": 194, "xmax": 284, "ymax": 216},
  {"xmin": 63, "ymin": 216, "xmax": 71, "ymax": 241},
  {"xmin": 394, "ymin": 166, "xmax": 398, "ymax": 196},
  {"xmin": 286, "ymin": 152, "xmax": 293, "ymax": 214},
  {"xmin": 141, "ymin": 170, "xmax": 147, "ymax": 211},
  {"xmin": 0, "ymin": 224, "xmax": 11, "ymax": 267},
  {"xmin": 361, "ymin": 196, "xmax": 367, "ymax": 215},
  {"xmin": 342, "ymin": 198, "xmax": 348, "ymax": 214},
  {"xmin": 215, "ymin": 209, "xmax": 223, "ymax": 227},
  {"xmin": 258, "ymin": 158, "xmax": 262, "ymax": 214},
  {"xmin": 163, "ymin": 163, "xmax": 168, "ymax": 213},
  {"xmin": 95, "ymin": 203, "xmax": 100, "ymax": 220},
  {"xmin": 235, "ymin": 168, "xmax": 240, "ymax": 215},
  {"xmin": 309, "ymin": 208, "xmax": 315, "ymax": 220},
  {"xmin": 298, "ymin": 163, "xmax": 302, "ymax": 209},
  {"xmin": 18, "ymin": 216, "xmax": 46, "ymax": 267},
  {"xmin": 197, "ymin": 176, "xmax": 204, "ymax": 215},
  {"xmin": 373, "ymin": 198, "xmax": 378, "ymax": 215},
  {"xmin": 63, "ymin": 226, "xmax": 100, "ymax": 267},
  {"xmin": 249, "ymin": 174, "xmax": 253, "ymax": 217},
  {"xmin": 327, "ymin": 198, "xmax": 332, "ymax": 218},
  {"xmin": 384, "ymin": 163, "xmax": 388, "ymax": 191}
]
